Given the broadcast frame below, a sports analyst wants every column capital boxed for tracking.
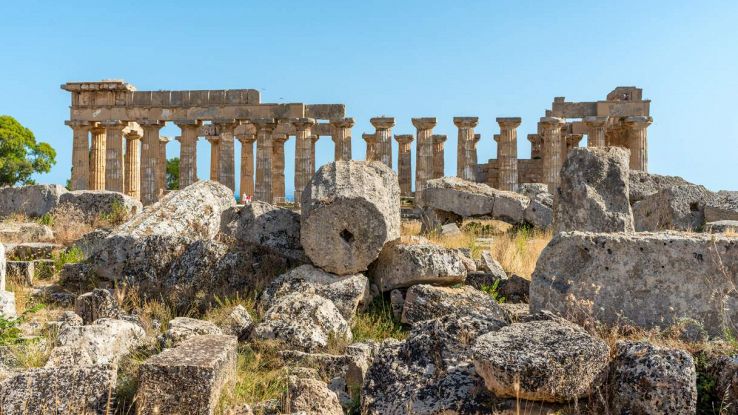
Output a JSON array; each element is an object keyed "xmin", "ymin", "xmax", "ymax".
[
  {"xmin": 566, "ymin": 134, "xmax": 584, "ymax": 145},
  {"xmin": 582, "ymin": 116, "xmax": 609, "ymax": 128},
  {"xmin": 252, "ymin": 118, "xmax": 277, "ymax": 132},
  {"xmin": 493, "ymin": 134, "xmax": 501, "ymax": 143},
  {"xmin": 370, "ymin": 117, "xmax": 395, "ymax": 129},
  {"xmin": 412, "ymin": 117, "xmax": 437, "ymax": 130},
  {"xmin": 394, "ymin": 134, "xmax": 414, "ymax": 144},
  {"xmin": 65, "ymin": 120, "xmax": 91, "ymax": 128},
  {"xmin": 432, "ymin": 134, "xmax": 447, "ymax": 144},
  {"xmin": 139, "ymin": 120, "xmax": 166, "ymax": 128},
  {"xmin": 291, "ymin": 117, "xmax": 316, "ymax": 130},
  {"xmin": 453, "ymin": 117, "xmax": 479, "ymax": 128},
  {"xmin": 496, "ymin": 117, "xmax": 522, "ymax": 129},
  {"xmin": 527, "ymin": 133, "xmax": 541, "ymax": 143},
  {"xmin": 205, "ymin": 136, "xmax": 220, "ymax": 144},
  {"xmin": 273, "ymin": 134, "xmax": 289, "ymax": 144},
  {"xmin": 624, "ymin": 116, "xmax": 653, "ymax": 129},
  {"xmin": 235, "ymin": 133, "xmax": 256, "ymax": 144},
  {"xmin": 125, "ymin": 131, "xmax": 142, "ymax": 141},
  {"xmin": 329, "ymin": 117, "xmax": 355, "ymax": 128},
  {"xmin": 362, "ymin": 133, "xmax": 377, "ymax": 144},
  {"xmin": 90, "ymin": 123, "xmax": 106, "ymax": 133},
  {"xmin": 101, "ymin": 120, "xmax": 127, "ymax": 129},
  {"xmin": 310, "ymin": 134, "xmax": 319, "ymax": 144},
  {"xmin": 159, "ymin": 136, "xmax": 172, "ymax": 144},
  {"xmin": 539, "ymin": 117, "xmax": 565, "ymax": 130},
  {"xmin": 174, "ymin": 119, "xmax": 202, "ymax": 128},
  {"xmin": 473, "ymin": 133, "xmax": 481, "ymax": 143}
]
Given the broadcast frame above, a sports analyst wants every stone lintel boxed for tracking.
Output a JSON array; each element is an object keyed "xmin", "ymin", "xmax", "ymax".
[
  {"xmin": 61, "ymin": 80, "xmax": 136, "ymax": 92},
  {"xmin": 624, "ymin": 115, "xmax": 653, "ymax": 128},
  {"xmin": 69, "ymin": 103, "xmax": 305, "ymax": 124},
  {"xmin": 305, "ymin": 104, "xmax": 346, "ymax": 120}
]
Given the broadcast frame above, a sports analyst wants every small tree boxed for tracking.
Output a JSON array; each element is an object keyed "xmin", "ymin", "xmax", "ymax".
[
  {"xmin": 0, "ymin": 115, "xmax": 56, "ymax": 186},
  {"xmin": 166, "ymin": 157, "xmax": 180, "ymax": 190}
]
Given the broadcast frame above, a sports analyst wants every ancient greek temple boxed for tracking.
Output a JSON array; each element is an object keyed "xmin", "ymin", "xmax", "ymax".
[{"xmin": 62, "ymin": 82, "xmax": 651, "ymax": 204}]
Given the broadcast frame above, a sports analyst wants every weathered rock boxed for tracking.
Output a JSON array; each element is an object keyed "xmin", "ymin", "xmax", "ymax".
[
  {"xmin": 136, "ymin": 335, "xmax": 237, "ymax": 415},
  {"xmin": 389, "ymin": 289, "xmax": 404, "ymax": 320},
  {"xmin": 301, "ymin": 161, "xmax": 401, "ymax": 275},
  {"xmin": 368, "ymin": 239, "xmax": 467, "ymax": 292},
  {"xmin": 498, "ymin": 275, "xmax": 530, "ymax": 303},
  {"xmin": 401, "ymin": 284, "xmax": 509, "ymax": 327},
  {"xmin": 0, "ymin": 184, "xmax": 67, "ymax": 218},
  {"xmin": 220, "ymin": 201, "xmax": 305, "ymax": 261},
  {"xmin": 279, "ymin": 350, "xmax": 354, "ymax": 381},
  {"xmin": 609, "ymin": 341, "xmax": 697, "ymax": 414},
  {"xmin": 56, "ymin": 190, "xmax": 143, "ymax": 223},
  {"xmin": 165, "ymin": 317, "xmax": 223, "ymax": 346},
  {"xmin": 74, "ymin": 288, "xmax": 120, "ymax": 324},
  {"xmin": 0, "ymin": 222, "xmax": 54, "ymax": 243},
  {"xmin": 478, "ymin": 251, "xmax": 507, "ymax": 279},
  {"xmin": 465, "ymin": 271, "xmax": 502, "ymax": 290},
  {"xmin": 48, "ymin": 318, "xmax": 146, "ymax": 366},
  {"xmin": 0, "ymin": 365, "xmax": 116, "ymax": 414},
  {"xmin": 0, "ymin": 291, "xmax": 16, "ymax": 319},
  {"xmin": 259, "ymin": 264, "xmax": 370, "ymax": 321},
  {"xmin": 633, "ymin": 185, "xmax": 716, "ymax": 231},
  {"xmin": 6, "ymin": 261, "xmax": 33, "ymax": 285},
  {"xmin": 5, "ymin": 242, "xmax": 61, "ymax": 261},
  {"xmin": 71, "ymin": 229, "xmax": 111, "ymax": 258},
  {"xmin": 285, "ymin": 375, "xmax": 343, "ymax": 415},
  {"xmin": 524, "ymin": 198, "xmax": 553, "ymax": 229},
  {"xmin": 706, "ymin": 220, "xmax": 738, "ymax": 233},
  {"xmin": 629, "ymin": 170, "xmax": 693, "ymax": 204},
  {"xmin": 45, "ymin": 310, "xmax": 83, "ymax": 333},
  {"xmin": 706, "ymin": 191, "xmax": 738, "ymax": 223},
  {"xmin": 499, "ymin": 302, "xmax": 530, "ymax": 322},
  {"xmin": 362, "ymin": 316, "xmax": 502, "ymax": 414},
  {"xmin": 441, "ymin": 222, "xmax": 462, "ymax": 236},
  {"xmin": 419, "ymin": 206, "xmax": 463, "ymax": 233},
  {"xmin": 555, "ymin": 147, "xmax": 634, "ymax": 233},
  {"xmin": 702, "ymin": 352, "xmax": 738, "ymax": 411},
  {"xmin": 217, "ymin": 305, "xmax": 254, "ymax": 341},
  {"xmin": 0, "ymin": 243, "xmax": 4, "ymax": 291},
  {"xmin": 161, "ymin": 239, "xmax": 228, "ymax": 305},
  {"xmin": 517, "ymin": 183, "xmax": 550, "ymax": 200},
  {"xmin": 252, "ymin": 293, "xmax": 352, "ymax": 352},
  {"xmin": 473, "ymin": 317, "xmax": 609, "ymax": 402},
  {"xmin": 531, "ymin": 231, "xmax": 738, "ymax": 336}
]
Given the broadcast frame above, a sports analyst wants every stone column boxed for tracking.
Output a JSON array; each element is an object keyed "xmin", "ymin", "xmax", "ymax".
[
  {"xmin": 362, "ymin": 133, "xmax": 377, "ymax": 161},
  {"xmin": 583, "ymin": 116, "xmax": 609, "ymax": 148},
  {"xmin": 432, "ymin": 134, "xmax": 447, "ymax": 179},
  {"xmin": 453, "ymin": 117, "xmax": 479, "ymax": 181},
  {"xmin": 272, "ymin": 133, "xmax": 288, "ymax": 204},
  {"xmin": 88, "ymin": 124, "xmax": 107, "ymax": 191},
  {"xmin": 528, "ymin": 134, "xmax": 542, "ymax": 159},
  {"xmin": 369, "ymin": 117, "xmax": 395, "ymax": 168},
  {"xmin": 496, "ymin": 117, "xmax": 522, "ymax": 192},
  {"xmin": 176, "ymin": 120, "xmax": 201, "ymax": 189},
  {"xmin": 67, "ymin": 120, "xmax": 91, "ymax": 190},
  {"xmin": 236, "ymin": 133, "xmax": 256, "ymax": 200},
  {"xmin": 412, "ymin": 117, "xmax": 437, "ymax": 202},
  {"xmin": 124, "ymin": 131, "xmax": 141, "ymax": 200},
  {"xmin": 624, "ymin": 115, "xmax": 652, "ymax": 171},
  {"xmin": 140, "ymin": 121, "xmax": 165, "ymax": 205},
  {"xmin": 103, "ymin": 121, "xmax": 125, "ymax": 193},
  {"xmin": 214, "ymin": 120, "xmax": 237, "ymax": 192},
  {"xmin": 330, "ymin": 118, "xmax": 354, "ymax": 161},
  {"xmin": 540, "ymin": 117, "xmax": 565, "ymax": 193},
  {"xmin": 563, "ymin": 134, "xmax": 583, "ymax": 159},
  {"xmin": 253, "ymin": 119, "xmax": 277, "ymax": 203},
  {"xmin": 395, "ymin": 134, "xmax": 414, "ymax": 197},
  {"xmin": 310, "ymin": 135, "xmax": 319, "ymax": 173},
  {"xmin": 293, "ymin": 118, "xmax": 315, "ymax": 205},
  {"xmin": 157, "ymin": 137, "xmax": 170, "ymax": 196},
  {"xmin": 206, "ymin": 136, "xmax": 220, "ymax": 181}
]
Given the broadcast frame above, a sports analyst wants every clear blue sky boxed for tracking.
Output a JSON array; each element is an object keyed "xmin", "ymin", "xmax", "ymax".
[{"xmin": 2, "ymin": 0, "xmax": 737, "ymax": 194}]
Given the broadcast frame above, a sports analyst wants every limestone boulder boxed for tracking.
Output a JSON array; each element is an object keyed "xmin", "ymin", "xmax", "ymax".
[
  {"xmin": 632, "ymin": 184, "xmax": 716, "ymax": 231},
  {"xmin": 164, "ymin": 317, "xmax": 223, "ymax": 346},
  {"xmin": 258, "ymin": 264, "xmax": 370, "ymax": 321},
  {"xmin": 71, "ymin": 229, "xmax": 111, "ymax": 258},
  {"xmin": 220, "ymin": 201, "xmax": 305, "ymax": 261},
  {"xmin": 702, "ymin": 352, "xmax": 738, "ymax": 411},
  {"xmin": 56, "ymin": 190, "xmax": 143, "ymax": 223},
  {"xmin": 0, "ymin": 291, "xmax": 16, "ymax": 319},
  {"xmin": 472, "ymin": 317, "xmax": 610, "ymax": 402},
  {"xmin": 705, "ymin": 191, "xmax": 738, "ymax": 223},
  {"xmin": 609, "ymin": 341, "xmax": 697, "ymax": 414},
  {"xmin": 48, "ymin": 318, "xmax": 146, "ymax": 367},
  {"xmin": 531, "ymin": 231, "xmax": 738, "ymax": 336},
  {"xmin": 0, "ymin": 222, "xmax": 54, "ymax": 243},
  {"xmin": 401, "ymin": 284, "xmax": 509, "ymax": 326},
  {"xmin": 74, "ymin": 288, "xmax": 120, "ymax": 324},
  {"xmin": 368, "ymin": 239, "xmax": 467, "ymax": 292},
  {"xmin": 301, "ymin": 161, "xmax": 401, "ymax": 275},
  {"xmin": 629, "ymin": 170, "xmax": 693, "ymax": 203},
  {"xmin": 5, "ymin": 242, "xmax": 61, "ymax": 261},
  {"xmin": 136, "ymin": 335, "xmax": 237, "ymax": 415},
  {"xmin": 0, "ymin": 184, "xmax": 67, "ymax": 218},
  {"xmin": 217, "ymin": 305, "xmax": 254, "ymax": 341},
  {"xmin": 252, "ymin": 293, "xmax": 352, "ymax": 352},
  {"xmin": 0, "ymin": 365, "xmax": 116, "ymax": 414},
  {"xmin": 285, "ymin": 375, "xmax": 343, "ymax": 415},
  {"xmin": 555, "ymin": 147, "xmax": 633, "ymax": 233},
  {"xmin": 517, "ymin": 183, "xmax": 550, "ymax": 200},
  {"xmin": 525, "ymin": 198, "xmax": 554, "ymax": 229},
  {"xmin": 706, "ymin": 220, "xmax": 738, "ymax": 233},
  {"xmin": 6, "ymin": 261, "xmax": 33, "ymax": 285}
]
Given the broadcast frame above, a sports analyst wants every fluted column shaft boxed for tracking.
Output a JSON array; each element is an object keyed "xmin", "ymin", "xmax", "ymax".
[
  {"xmin": 68, "ymin": 121, "xmax": 91, "ymax": 190},
  {"xmin": 89, "ymin": 125, "xmax": 107, "ymax": 190},
  {"xmin": 214, "ymin": 121, "xmax": 237, "ymax": 192},
  {"xmin": 584, "ymin": 116, "xmax": 608, "ymax": 148},
  {"xmin": 253, "ymin": 119, "xmax": 276, "ymax": 203},
  {"xmin": 496, "ymin": 117, "xmax": 521, "ymax": 192},
  {"xmin": 395, "ymin": 135, "xmax": 414, "ymax": 197},
  {"xmin": 207, "ymin": 137, "xmax": 220, "ymax": 181},
  {"xmin": 140, "ymin": 121, "xmax": 165, "ymax": 205},
  {"xmin": 310, "ymin": 135, "xmax": 319, "ymax": 174},
  {"xmin": 540, "ymin": 117, "xmax": 565, "ymax": 193},
  {"xmin": 157, "ymin": 137, "xmax": 170, "ymax": 195},
  {"xmin": 453, "ymin": 117, "xmax": 479, "ymax": 181},
  {"xmin": 562, "ymin": 134, "xmax": 583, "ymax": 161},
  {"xmin": 413, "ymin": 117, "xmax": 437, "ymax": 202},
  {"xmin": 272, "ymin": 134, "xmax": 288, "ymax": 203},
  {"xmin": 103, "ymin": 122, "xmax": 125, "ymax": 193},
  {"xmin": 370, "ymin": 117, "xmax": 395, "ymax": 168},
  {"xmin": 176, "ymin": 121, "xmax": 201, "ymax": 189},
  {"xmin": 236, "ymin": 134, "xmax": 256, "ymax": 200},
  {"xmin": 528, "ymin": 134, "xmax": 542, "ymax": 159},
  {"xmin": 330, "ymin": 118, "xmax": 354, "ymax": 162},
  {"xmin": 432, "ymin": 135, "xmax": 447, "ymax": 179},
  {"xmin": 625, "ymin": 116, "xmax": 652, "ymax": 171},
  {"xmin": 124, "ymin": 132, "xmax": 141, "ymax": 200},
  {"xmin": 293, "ymin": 118, "xmax": 315, "ymax": 205},
  {"xmin": 362, "ymin": 133, "xmax": 377, "ymax": 161}
]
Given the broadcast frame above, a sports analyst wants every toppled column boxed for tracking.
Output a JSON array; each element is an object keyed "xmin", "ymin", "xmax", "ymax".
[
  {"xmin": 176, "ymin": 120, "xmax": 201, "ymax": 189},
  {"xmin": 453, "ymin": 117, "xmax": 479, "ymax": 181},
  {"xmin": 124, "ymin": 131, "xmax": 141, "ymax": 200},
  {"xmin": 432, "ymin": 134, "xmax": 447, "ymax": 179},
  {"xmin": 293, "ymin": 117, "xmax": 315, "ymax": 205},
  {"xmin": 395, "ymin": 134, "xmax": 414, "ymax": 197},
  {"xmin": 214, "ymin": 120, "xmax": 237, "ymax": 191},
  {"xmin": 140, "ymin": 121, "xmax": 165, "ymax": 205},
  {"xmin": 103, "ymin": 121, "xmax": 126, "ymax": 193},
  {"xmin": 157, "ymin": 136, "xmax": 170, "ymax": 195},
  {"xmin": 236, "ymin": 133, "xmax": 256, "ymax": 200},
  {"xmin": 496, "ymin": 117, "xmax": 521, "ymax": 192},
  {"xmin": 370, "ymin": 117, "xmax": 395, "ymax": 168},
  {"xmin": 301, "ymin": 161, "xmax": 401, "ymax": 275},
  {"xmin": 413, "ymin": 117, "xmax": 437, "ymax": 202},
  {"xmin": 89, "ymin": 124, "xmax": 106, "ymax": 191},
  {"xmin": 624, "ymin": 116, "xmax": 652, "ymax": 172},
  {"xmin": 206, "ymin": 136, "xmax": 220, "ymax": 181},
  {"xmin": 253, "ymin": 118, "xmax": 276, "ymax": 203},
  {"xmin": 272, "ymin": 133, "xmax": 288, "ymax": 203},
  {"xmin": 67, "ymin": 120, "xmax": 91, "ymax": 190},
  {"xmin": 362, "ymin": 133, "xmax": 377, "ymax": 162},
  {"xmin": 584, "ymin": 116, "xmax": 608, "ymax": 148},
  {"xmin": 540, "ymin": 117, "xmax": 565, "ymax": 193},
  {"xmin": 330, "ymin": 117, "xmax": 354, "ymax": 161}
]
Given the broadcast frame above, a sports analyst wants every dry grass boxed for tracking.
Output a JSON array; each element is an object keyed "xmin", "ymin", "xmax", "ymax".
[
  {"xmin": 351, "ymin": 297, "xmax": 407, "ymax": 343},
  {"xmin": 490, "ymin": 228, "xmax": 553, "ymax": 278},
  {"xmin": 47, "ymin": 204, "xmax": 93, "ymax": 246}
]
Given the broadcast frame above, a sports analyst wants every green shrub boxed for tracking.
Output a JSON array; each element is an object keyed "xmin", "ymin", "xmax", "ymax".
[{"xmin": 480, "ymin": 280, "xmax": 506, "ymax": 303}]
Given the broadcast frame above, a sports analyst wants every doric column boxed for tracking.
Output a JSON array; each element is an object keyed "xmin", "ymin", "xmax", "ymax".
[
  {"xmin": 66, "ymin": 120, "xmax": 91, "ymax": 190},
  {"xmin": 103, "ymin": 121, "xmax": 126, "ymax": 193},
  {"xmin": 330, "ymin": 118, "xmax": 354, "ymax": 161},
  {"xmin": 369, "ymin": 117, "xmax": 395, "ymax": 168},
  {"xmin": 583, "ymin": 116, "xmax": 609, "ymax": 148},
  {"xmin": 496, "ymin": 117, "xmax": 522, "ymax": 192},
  {"xmin": 214, "ymin": 120, "xmax": 237, "ymax": 192},
  {"xmin": 362, "ymin": 133, "xmax": 377, "ymax": 161},
  {"xmin": 395, "ymin": 134, "xmax": 414, "ymax": 197},
  {"xmin": 412, "ymin": 117, "xmax": 437, "ymax": 202},
  {"xmin": 310, "ymin": 135, "xmax": 319, "ymax": 174},
  {"xmin": 206, "ymin": 136, "xmax": 220, "ymax": 181},
  {"xmin": 562, "ymin": 134, "xmax": 583, "ymax": 160},
  {"xmin": 89, "ymin": 124, "xmax": 107, "ymax": 190},
  {"xmin": 528, "ymin": 134, "xmax": 542, "ymax": 159},
  {"xmin": 124, "ymin": 131, "xmax": 141, "ymax": 200},
  {"xmin": 157, "ymin": 137, "xmax": 170, "ymax": 195},
  {"xmin": 624, "ymin": 116, "xmax": 652, "ymax": 171},
  {"xmin": 292, "ymin": 117, "xmax": 315, "ymax": 205},
  {"xmin": 432, "ymin": 134, "xmax": 447, "ymax": 179},
  {"xmin": 272, "ymin": 133, "xmax": 288, "ymax": 204},
  {"xmin": 539, "ymin": 117, "xmax": 565, "ymax": 193},
  {"xmin": 236, "ymin": 133, "xmax": 256, "ymax": 200},
  {"xmin": 253, "ymin": 118, "xmax": 277, "ymax": 203},
  {"xmin": 140, "ymin": 121, "xmax": 165, "ymax": 205},
  {"xmin": 453, "ymin": 117, "xmax": 479, "ymax": 181},
  {"xmin": 175, "ymin": 120, "xmax": 201, "ymax": 189}
]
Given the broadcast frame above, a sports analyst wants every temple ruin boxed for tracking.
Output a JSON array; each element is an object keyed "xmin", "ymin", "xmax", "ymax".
[{"xmin": 62, "ymin": 82, "xmax": 651, "ymax": 204}]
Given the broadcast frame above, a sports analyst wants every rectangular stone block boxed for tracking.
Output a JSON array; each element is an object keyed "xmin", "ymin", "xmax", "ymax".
[
  {"xmin": 6, "ymin": 242, "xmax": 61, "ymax": 260},
  {"xmin": 7, "ymin": 261, "xmax": 34, "ymax": 286},
  {"xmin": 136, "ymin": 335, "xmax": 237, "ymax": 415}
]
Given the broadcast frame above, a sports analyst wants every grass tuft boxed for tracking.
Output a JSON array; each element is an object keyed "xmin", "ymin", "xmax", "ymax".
[{"xmin": 351, "ymin": 297, "xmax": 407, "ymax": 343}]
